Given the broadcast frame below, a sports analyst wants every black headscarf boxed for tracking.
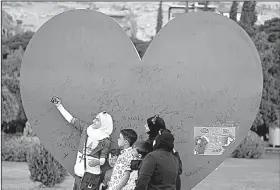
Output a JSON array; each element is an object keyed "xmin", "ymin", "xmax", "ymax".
[
  {"xmin": 146, "ymin": 115, "xmax": 166, "ymax": 144},
  {"xmin": 153, "ymin": 129, "xmax": 174, "ymax": 152}
]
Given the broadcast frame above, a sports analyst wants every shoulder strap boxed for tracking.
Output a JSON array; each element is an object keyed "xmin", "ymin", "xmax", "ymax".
[
  {"xmin": 84, "ymin": 135, "xmax": 88, "ymax": 171},
  {"xmin": 86, "ymin": 138, "xmax": 106, "ymax": 156}
]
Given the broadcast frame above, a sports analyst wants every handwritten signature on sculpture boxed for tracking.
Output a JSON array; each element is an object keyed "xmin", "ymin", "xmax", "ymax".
[
  {"xmin": 250, "ymin": 91, "xmax": 262, "ymax": 113},
  {"xmin": 50, "ymin": 127, "xmax": 79, "ymax": 159},
  {"xmin": 29, "ymin": 77, "xmax": 73, "ymax": 126},
  {"xmin": 85, "ymin": 59, "xmax": 95, "ymax": 72},
  {"xmin": 184, "ymin": 160, "xmax": 212, "ymax": 177}
]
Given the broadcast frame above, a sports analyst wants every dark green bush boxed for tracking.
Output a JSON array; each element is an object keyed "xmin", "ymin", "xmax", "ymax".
[
  {"xmin": 1, "ymin": 85, "xmax": 19, "ymax": 124},
  {"xmin": 231, "ymin": 130, "xmax": 265, "ymax": 159},
  {"xmin": 27, "ymin": 142, "xmax": 67, "ymax": 187},
  {"xmin": 2, "ymin": 31, "xmax": 35, "ymax": 51},
  {"xmin": 1, "ymin": 133, "xmax": 35, "ymax": 162}
]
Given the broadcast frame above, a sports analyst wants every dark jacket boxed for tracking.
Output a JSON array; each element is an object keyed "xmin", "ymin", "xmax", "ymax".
[
  {"xmin": 146, "ymin": 137, "xmax": 182, "ymax": 190},
  {"xmin": 71, "ymin": 117, "xmax": 111, "ymax": 159},
  {"xmin": 134, "ymin": 149, "xmax": 179, "ymax": 190}
]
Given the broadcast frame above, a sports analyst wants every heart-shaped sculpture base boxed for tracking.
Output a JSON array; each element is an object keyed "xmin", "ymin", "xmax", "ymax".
[{"xmin": 20, "ymin": 10, "xmax": 263, "ymax": 189}]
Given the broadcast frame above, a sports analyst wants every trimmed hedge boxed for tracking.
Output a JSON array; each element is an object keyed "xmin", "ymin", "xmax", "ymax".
[
  {"xmin": 27, "ymin": 142, "xmax": 67, "ymax": 187},
  {"xmin": 1, "ymin": 133, "xmax": 37, "ymax": 162},
  {"xmin": 231, "ymin": 130, "xmax": 265, "ymax": 159}
]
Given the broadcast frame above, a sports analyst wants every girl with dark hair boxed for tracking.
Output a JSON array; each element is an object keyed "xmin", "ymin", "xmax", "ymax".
[
  {"xmin": 144, "ymin": 115, "xmax": 182, "ymax": 190},
  {"xmin": 145, "ymin": 115, "xmax": 167, "ymax": 144},
  {"xmin": 134, "ymin": 130, "xmax": 179, "ymax": 190}
]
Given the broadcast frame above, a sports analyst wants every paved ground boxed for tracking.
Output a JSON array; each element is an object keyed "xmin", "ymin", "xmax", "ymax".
[{"xmin": 2, "ymin": 154, "xmax": 279, "ymax": 190}]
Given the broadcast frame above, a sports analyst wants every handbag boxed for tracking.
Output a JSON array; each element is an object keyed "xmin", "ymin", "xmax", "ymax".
[{"xmin": 79, "ymin": 135, "xmax": 100, "ymax": 190}]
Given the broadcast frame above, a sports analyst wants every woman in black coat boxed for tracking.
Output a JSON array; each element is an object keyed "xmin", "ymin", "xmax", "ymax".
[
  {"xmin": 135, "ymin": 129, "xmax": 179, "ymax": 190},
  {"xmin": 142, "ymin": 115, "xmax": 182, "ymax": 190}
]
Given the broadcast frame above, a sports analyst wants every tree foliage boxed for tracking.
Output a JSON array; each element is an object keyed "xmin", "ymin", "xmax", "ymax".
[
  {"xmin": 2, "ymin": 47, "xmax": 27, "ymax": 124},
  {"xmin": 131, "ymin": 38, "xmax": 151, "ymax": 58},
  {"xmin": 2, "ymin": 46, "xmax": 24, "ymax": 77},
  {"xmin": 2, "ymin": 39, "xmax": 28, "ymax": 131},
  {"xmin": 239, "ymin": 1, "xmax": 258, "ymax": 38},
  {"xmin": 203, "ymin": 1, "xmax": 209, "ymax": 11},
  {"xmin": 2, "ymin": 31, "xmax": 35, "ymax": 52},
  {"xmin": 258, "ymin": 18, "xmax": 280, "ymax": 43},
  {"xmin": 156, "ymin": 1, "xmax": 163, "ymax": 34},
  {"xmin": 249, "ymin": 28, "xmax": 280, "ymax": 134},
  {"xmin": 1, "ymin": 85, "xmax": 20, "ymax": 123},
  {"xmin": 240, "ymin": 1, "xmax": 258, "ymax": 27},
  {"xmin": 229, "ymin": 1, "xmax": 239, "ymax": 22},
  {"xmin": 233, "ymin": 3, "xmax": 279, "ymax": 134}
]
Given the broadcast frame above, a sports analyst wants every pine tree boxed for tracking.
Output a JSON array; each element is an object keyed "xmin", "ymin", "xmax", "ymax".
[
  {"xmin": 204, "ymin": 1, "xmax": 209, "ymax": 11},
  {"xmin": 156, "ymin": 1, "xmax": 163, "ymax": 34},
  {"xmin": 239, "ymin": 1, "xmax": 258, "ymax": 38},
  {"xmin": 240, "ymin": 1, "xmax": 258, "ymax": 27},
  {"xmin": 185, "ymin": 1, "xmax": 189, "ymax": 13},
  {"xmin": 229, "ymin": 1, "xmax": 239, "ymax": 22}
]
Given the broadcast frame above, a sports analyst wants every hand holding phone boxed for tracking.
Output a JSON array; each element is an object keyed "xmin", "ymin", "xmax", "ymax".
[{"xmin": 50, "ymin": 96, "xmax": 62, "ymax": 107}]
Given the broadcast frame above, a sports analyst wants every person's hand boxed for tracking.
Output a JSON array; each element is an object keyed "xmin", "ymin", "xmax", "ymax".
[
  {"xmin": 50, "ymin": 96, "xmax": 62, "ymax": 107},
  {"xmin": 88, "ymin": 158, "xmax": 100, "ymax": 167}
]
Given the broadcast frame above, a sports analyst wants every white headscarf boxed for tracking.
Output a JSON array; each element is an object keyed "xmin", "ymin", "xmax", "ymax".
[{"xmin": 87, "ymin": 112, "xmax": 113, "ymax": 141}]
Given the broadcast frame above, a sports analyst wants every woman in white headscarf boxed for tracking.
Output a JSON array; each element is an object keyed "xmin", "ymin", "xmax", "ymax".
[{"xmin": 51, "ymin": 96, "xmax": 113, "ymax": 190}]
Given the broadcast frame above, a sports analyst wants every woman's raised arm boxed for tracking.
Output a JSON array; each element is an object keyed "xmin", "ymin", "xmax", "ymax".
[{"xmin": 50, "ymin": 96, "xmax": 85, "ymax": 133}]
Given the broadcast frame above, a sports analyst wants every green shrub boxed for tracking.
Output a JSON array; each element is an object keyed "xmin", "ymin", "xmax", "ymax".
[
  {"xmin": 27, "ymin": 142, "xmax": 67, "ymax": 187},
  {"xmin": 231, "ymin": 130, "xmax": 265, "ymax": 159},
  {"xmin": 1, "ymin": 133, "xmax": 36, "ymax": 162},
  {"xmin": 1, "ymin": 85, "xmax": 20, "ymax": 124},
  {"xmin": 2, "ymin": 31, "xmax": 35, "ymax": 51}
]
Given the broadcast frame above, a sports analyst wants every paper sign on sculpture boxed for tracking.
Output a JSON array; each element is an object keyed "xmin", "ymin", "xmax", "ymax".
[{"xmin": 194, "ymin": 124, "xmax": 236, "ymax": 155}]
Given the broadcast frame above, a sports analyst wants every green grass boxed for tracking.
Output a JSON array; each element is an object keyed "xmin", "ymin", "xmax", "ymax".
[{"xmin": 1, "ymin": 154, "xmax": 279, "ymax": 190}]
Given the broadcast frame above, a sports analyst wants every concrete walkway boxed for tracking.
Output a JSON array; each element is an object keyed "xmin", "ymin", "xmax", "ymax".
[{"xmin": 2, "ymin": 154, "xmax": 279, "ymax": 190}]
